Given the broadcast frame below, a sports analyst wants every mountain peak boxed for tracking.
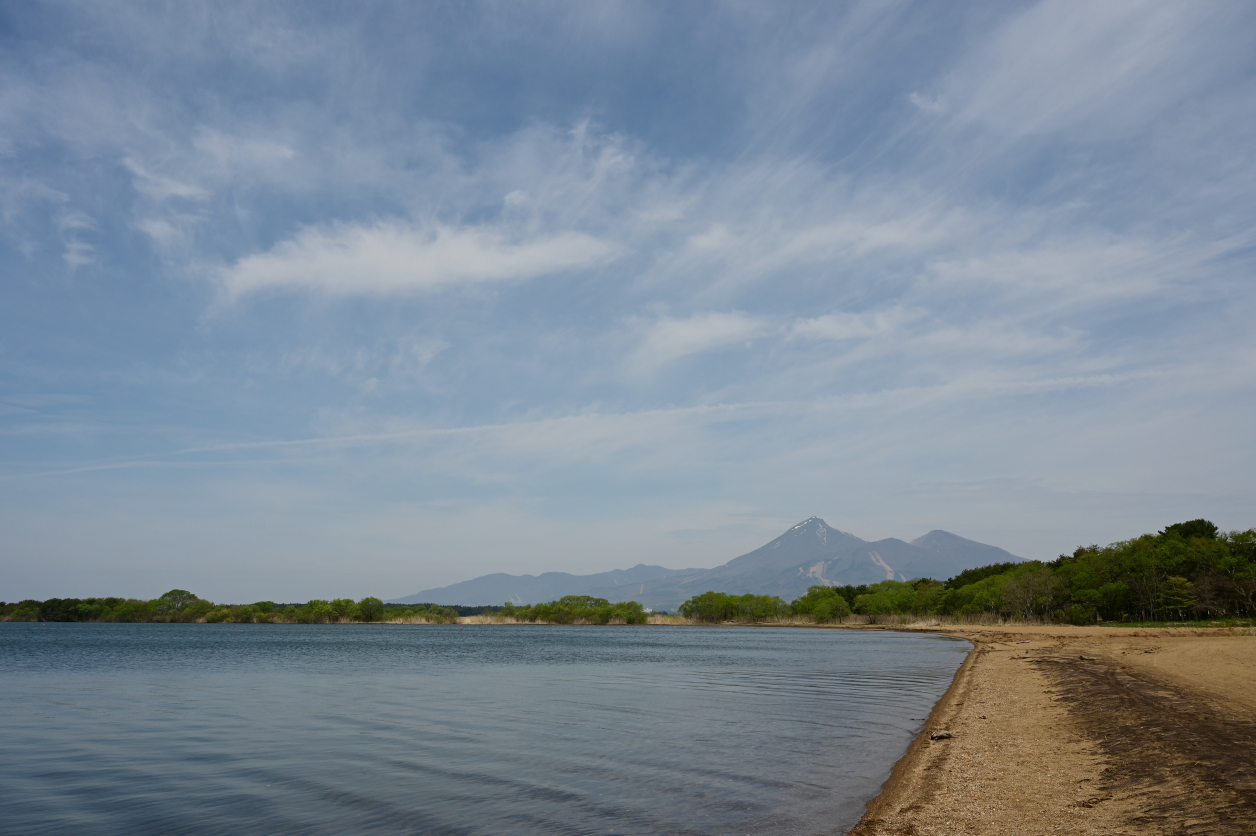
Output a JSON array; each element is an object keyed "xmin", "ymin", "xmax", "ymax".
[
  {"xmin": 911, "ymin": 530, "xmax": 982, "ymax": 549},
  {"xmin": 909, "ymin": 530, "xmax": 1024, "ymax": 564},
  {"xmin": 785, "ymin": 517, "xmax": 859, "ymax": 541},
  {"xmin": 782, "ymin": 517, "xmax": 835, "ymax": 546}
]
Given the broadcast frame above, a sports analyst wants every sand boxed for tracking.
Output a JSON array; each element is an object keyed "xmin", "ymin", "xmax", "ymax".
[{"xmin": 849, "ymin": 625, "xmax": 1256, "ymax": 835}]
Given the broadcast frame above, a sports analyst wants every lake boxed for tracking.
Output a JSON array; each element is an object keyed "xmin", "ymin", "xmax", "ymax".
[{"xmin": 0, "ymin": 623, "xmax": 968, "ymax": 835}]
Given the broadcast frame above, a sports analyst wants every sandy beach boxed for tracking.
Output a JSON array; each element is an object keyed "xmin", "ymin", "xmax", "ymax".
[{"xmin": 850, "ymin": 625, "xmax": 1256, "ymax": 835}]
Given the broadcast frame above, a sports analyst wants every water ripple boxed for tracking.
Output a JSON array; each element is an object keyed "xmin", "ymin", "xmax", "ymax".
[{"xmin": 0, "ymin": 624, "xmax": 968, "ymax": 835}]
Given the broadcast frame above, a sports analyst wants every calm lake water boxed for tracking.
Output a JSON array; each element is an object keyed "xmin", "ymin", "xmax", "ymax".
[{"xmin": 0, "ymin": 624, "xmax": 968, "ymax": 835}]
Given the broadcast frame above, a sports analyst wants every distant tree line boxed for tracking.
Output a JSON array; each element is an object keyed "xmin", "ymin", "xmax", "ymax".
[
  {"xmin": 501, "ymin": 595, "xmax": 649, "ymax": 624},
  {"xmin": 385, "ymin": 602, "xmax": 501, "ymax": 617},
  {"xmin": 0, "ymin": 591, "xmax": 475, "ymax": 624},
  {"xmin": 678, "ymin": 520, "xmax": 1256, "ymax": 625},
  {"xmin": 6, "ymin": 521, "xmax": 1251, "ymax": 627},
  {"xmin": 678, "ymin": 592, "xmax": 793, "ymax": 622}
]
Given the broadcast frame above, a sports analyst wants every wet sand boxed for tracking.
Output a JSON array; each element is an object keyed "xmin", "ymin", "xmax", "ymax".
[{"xmin": 849, "ymin": 625, "xmax": 1256, "ymax": 835}]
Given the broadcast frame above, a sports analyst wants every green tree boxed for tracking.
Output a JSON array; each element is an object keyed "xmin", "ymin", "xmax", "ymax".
[
  {"xmin": 679, "ymin": 592, "xmax": 789, "ymax": 622},
  {"xmin": 850, "ymin": 580, "xmax": 926, "ymax": 618},
  {"xmin": 156, "ymin": 589, "xmax": 198, "ymax": 612},
  {"xmin": 1156, "ymin": 576, "xmax": 1196, "ymax": 620},
  {"xmin": 944, "ymin": 562, "xmax": 1025, "ymax": 590},
  {"xmin": 149, "ymin": 589, "xmax": 213, "ymax": 622},
  {"xmin": 813, "ymin": 596, "xmax": 851, "ymax": 623},
  {"xmin": 356, "ymin": 597, "xmax": 385, "ymax": 622},
  {"xmin": 791, "ymin": 586, "xmax": 852, "ymax": 622},
  {"xmin": 307, "ymin": 601, "xmax": 335, "ymax": 623},
  {"xmin": 1160, "ymin": 519, "xmax": 1219, "ymax": 540},
  {"xmin": 507, "ymin": 595, "xmax": 647, "ymax": 624},
  {"xmin": 1000, "ymin": 564, "xmax": 1064, "ymax": 621},
  {"xmin": 679, "ymin": 592, "xmax": 743, "ymax": 622}
]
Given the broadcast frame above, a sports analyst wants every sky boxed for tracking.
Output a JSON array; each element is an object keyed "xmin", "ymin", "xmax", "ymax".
[{"xmin": 2, "ymin": 1, "xmax": 1255, "ymax": 603}]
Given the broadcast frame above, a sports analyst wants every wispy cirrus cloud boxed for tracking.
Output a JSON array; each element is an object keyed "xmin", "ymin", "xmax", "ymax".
[
  {"xmin": 123, "ymin": 157, "xmax": 210, "ymax": 202},
  {"xmin": 942, "ymin": 0, "xmax": 1229, "ymax": 138},
  {"xmin": 791, "ymin": 307, "xmax": 923, "ymax": 341},
  {"xmin": 58, "ymin": 210, "xmax": 96, "ymax": 267},
  {"xmin": 221, "ymin": 221, "xmax": 620, "ymax": 297},
  {"xmin": 629, "ymin": 312, "xmax": 768, "ymax": 373}
]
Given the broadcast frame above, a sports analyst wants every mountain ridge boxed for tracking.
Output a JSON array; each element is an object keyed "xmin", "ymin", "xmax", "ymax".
[
  {"xmin": 390, "ymin": 517, "xmax": 1024, "ymax": 610},
  {"xmin": 389, "ymin": 563, "xmax": 703, "ymax": 606}
]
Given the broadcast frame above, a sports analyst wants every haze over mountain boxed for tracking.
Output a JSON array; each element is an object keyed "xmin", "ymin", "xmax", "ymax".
[
  {"xmin": 393, "ymin": 518, "xmax": 1023, "ymax": 611},
  {"xmin": 390, "ymin": 564, "xmax": 702, "ymax": 607}
]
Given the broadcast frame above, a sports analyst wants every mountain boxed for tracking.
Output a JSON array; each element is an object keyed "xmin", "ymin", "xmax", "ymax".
[
  {"xmin": 603, "ymin": 518, "xmax": 1027, "ymax": 610},
  {"xmin": 909, "ymin": 529, "xmax": 1024, "ymax": 567},
  {"xmin": 389, "ymin": 563, "xmax": 702, "ymax": 606},
  {"xmin": 390, "ymin": 517, "xmax": 1024, "ymax": 611},
  {"xmin": 592, "ymin": 518, "xmax": 865, "ymax": 610}
]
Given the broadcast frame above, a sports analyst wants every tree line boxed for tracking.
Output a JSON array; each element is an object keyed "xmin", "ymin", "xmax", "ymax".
[
  {"xmin": 500, "ymin": 595, "xmax": 649, "ymax": 624},
  {"xmin": 5, "ymin": 520, "xmax": 1250, "ymax": 626},
  {"xmin": 679, "ymin": 520, "xmax": 1256, "ymax": 625},
  {"xmin": 0, "ymin": 590, "xmax": 472, "ymax": 624},
  {"xmin": 0, "ymin": 591, "xmax": 649, "ymax": 625}
]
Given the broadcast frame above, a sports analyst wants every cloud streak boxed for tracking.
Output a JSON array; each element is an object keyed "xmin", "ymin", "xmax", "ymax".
[
  {"xmin": 791, "ymin": 307, "xmax": 923, "ymax": 341},
  {"xmin": 629, "ymin": 312, "xmax": 768, "ymax": 372},
  {"xmin": 221, "ymin": 221, "xmax": 620, "ymax": 297}
]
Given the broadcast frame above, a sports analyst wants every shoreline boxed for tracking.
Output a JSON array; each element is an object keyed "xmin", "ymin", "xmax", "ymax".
[{"xmin": 847, "ymin": 624, "xmax": 1256, "ymax": 835}]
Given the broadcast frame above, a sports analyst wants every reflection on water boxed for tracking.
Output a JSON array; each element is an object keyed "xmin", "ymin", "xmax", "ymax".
[{"xmin": 0, "ymin": 624, "xmax": 968, "ymax": 835}]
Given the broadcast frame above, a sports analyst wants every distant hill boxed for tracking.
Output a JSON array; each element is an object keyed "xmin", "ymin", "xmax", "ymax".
[
  {"xmin": 389, "ymin": 563, "xmax": 703, "ymax": 606},
  {"xmin": 389, "ymin": 517, "xmax": 1024, "ymax": 611},
  {"xmin": 909, "ymin": 529, "xmax": 1027, "ymax": 570}
]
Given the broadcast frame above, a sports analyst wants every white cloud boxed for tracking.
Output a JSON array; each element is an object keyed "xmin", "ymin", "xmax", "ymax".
[
  {"xmin": 135, "ymin": 217, "xmax": 197, "ymax": 254},
  {"xmin": 0, "ymin": 178, "xmax": 68, "ymax": 223},
  {"xmin": 912, "ymin": 323, "xmax": 1081, "ymax": 358},
  {"xmin": 58, "ymin": 210, "xmax": 96, "ymax": 267},
  {"xmin": 948, "ymin": 1, "xmax": 1225, "ymax": 138},
  {"xmin": 923, "ymin": 233, "xmax": 1223, "ymax": 311},
  {"xmin": 630, "ymin": 312, "xmax": 768, "ymax": 371},
  {"xmin": 647, "ymin": 173, "xmax": 976, "ymax": 298},
  {"xmin": 221, "ymin": 220, "xmax": 620, "ymax": 297},
  {"xmin": 267, "ymin": 337, "xmax": 450, "ymax": 383},
  {"xmin": 687, "ymin": 224, "xmax": 736, "ymax": 251},
  {"xmin": 191, "ymin": 128, "xmax": 295, "ymax": 168},
  {"xmin": 908, "ymin": 91, "xmax": 945, "ymax": 114},
  {"xmin": 792, "ymin": 307, "xmax": 922, "ymax": 341},
  {"xmin": 123, "ymin": 157, "xmax": 209, "ymax": 201}
]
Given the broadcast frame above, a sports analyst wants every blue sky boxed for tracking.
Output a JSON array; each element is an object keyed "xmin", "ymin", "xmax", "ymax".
[{"xmin": 3, "ymin": 1, "xmax": 1254, "ymax": 602}]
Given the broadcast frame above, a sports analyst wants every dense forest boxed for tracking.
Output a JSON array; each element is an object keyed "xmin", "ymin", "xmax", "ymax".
[
  {"xmin": 681, "ymin": 520, "xmax": 1256, "ymax": 624},
  {"xmin": 0, "ymin": 590, "xmax": 483, "ymax": 624}
]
